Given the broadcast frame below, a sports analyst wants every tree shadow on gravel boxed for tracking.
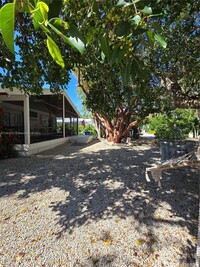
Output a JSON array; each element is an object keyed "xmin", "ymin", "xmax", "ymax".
[{"xmin": 0, "ymin": 140, "xmax": 199, "ymax": 264}]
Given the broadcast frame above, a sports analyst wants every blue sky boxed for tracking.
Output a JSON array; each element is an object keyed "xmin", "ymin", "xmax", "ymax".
[{"xmin": 65, "ymin": 72, "xmax": 83, "ymax": 113}]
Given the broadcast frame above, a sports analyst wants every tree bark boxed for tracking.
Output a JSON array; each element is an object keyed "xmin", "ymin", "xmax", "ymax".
[{"xmin": 94, "ymin": 111, "xmax": 140, "ymax": 143}]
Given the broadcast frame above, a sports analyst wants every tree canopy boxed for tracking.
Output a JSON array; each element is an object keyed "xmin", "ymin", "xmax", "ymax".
[
  {"xmin": 0, "ymin": 0, "xmax": 199, "ymax": 142},
  {"xmin": 0, "ymin": 0, "xmax": 168, "ymax": 91},
  {"xmin": 0, "ymin": 1, "xmax": 199, "ymax": 100},
  {"xmin": 149, "ymin": 0, "xmax": 200, "ymax": 109}
]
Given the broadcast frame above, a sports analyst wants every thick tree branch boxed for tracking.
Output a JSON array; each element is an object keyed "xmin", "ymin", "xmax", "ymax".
[{"xmin": 77, "ymin": 64, "xmax": 88, "ymax": 96}]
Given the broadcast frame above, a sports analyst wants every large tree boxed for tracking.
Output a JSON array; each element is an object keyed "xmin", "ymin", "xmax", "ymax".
[
  {"xmin": 77, "ymin": 49, "xmax": 163, "ymax": 143},
  {"xmin": 0, "ymin": 0, "xmax": 199, "ymax": 143},
  {"xmin": 147, "ymin": 0, "xmax": 200, "ymax": 109},
  {"xmin": 1, "ymin": 1, "xmax": 199, "ymax": 99}
]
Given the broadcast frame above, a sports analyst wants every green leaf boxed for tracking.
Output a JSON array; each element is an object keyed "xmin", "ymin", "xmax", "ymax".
[
  {"xmin": 121, "ymin": 63, "xmax": 131, "ymax": 86},
  {"xmin": 49, "ymin": 18, "xmax": 85, "ymax": 54},
  {"xmin": 109, "ymin": 48, "xmax": 120, "ymax": 66},
  {"xmin": 147, "ymin": 30, "xmax": 155, "ymax": 47},
  {"xmin": 116, "ymin": 0, "xmax": 140, "ymax": 7},
  {"xmin": 46, "ymin": 35, "xmax": 65, "ymax": 68},
  {"xmin": 114, "ymin": 21, "xmax": 132, "ymax": 37},
  {"xmin": 37, "ymin": 2, "xmax": 49, "ymax": 24},
  {"xmin": 101, "ymin": 51, "xmax": 105, "ymax": 62},
  {"xmin": 86, "ymin": 28, "xmax": 97, "ymax": 45},
  {"xmin": 132, "ymin": 58, "xmax": 141, "ymax": 76},
  {"xmin": 31, "ymin": 7, "xmax": 43, "ymax": 29},
  {"xmin": 15, "ymin": 0, "xmax": 27, "ymax": 12},
  {"xmin": 140, "ymin": 6, "xmax": 152, "ymax": 15},
  {"xmin": 148, "ymin": 13, "xmax": 164, "ymax": 18},
  {"xmin": 154, "ymin": 34, "xmax": 167, "ymax": 48},
  {"xmin": 100, "ymin": 36, "xmax": 110, "ymax": 59},
  {"xmin": 30, "ymin": 1, "xmax": 49, "ymax": 29},
  {"xmin": 116, "ymin": 0, "xmax": 132, "ymax": 7},
  {"xmin": 131, "ymin": 57, "xmax": 148, "ymax": 78},
  {"xmin": 132, "ymin": 15, "xmax": 141, "ymax": 25},
  {"xmin": 0, "ymin": 3, "xmax": 15, "ymax": 54}
]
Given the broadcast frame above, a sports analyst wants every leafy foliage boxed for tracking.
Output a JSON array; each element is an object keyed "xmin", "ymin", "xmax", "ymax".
[
  {"xmin": 0, "ymin": 0, "xmax": 199, "ymax": 143},
  {"xmin": 78, "ymin": 124, "xmax": 97, "ymax": 137},
  {"xmin": 148, "ymin": 109, "xmax": 198, "ymax": 140},
  {"xmin": 77, "ymin": 48, "xmax": 163, "ymax": 142},
  {"xmin": 0, "ymin": 0, "xmax": 168, "ymax": 93},
  {"xmin": 0, "ymin": 3, "xmax": 15, "ymax": 54},
  {"xmin": 147, "ymin": 0, "xmax": 200, "ymax": 108}
]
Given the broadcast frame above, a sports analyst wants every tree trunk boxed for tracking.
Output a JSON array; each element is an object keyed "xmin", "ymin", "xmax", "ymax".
[
  {"xmin": 94, "ymin": 111, "xmax": 141, "ymax": 143},
  {"xmin": 94, "ymin": 119, "xmax": 101, "ymax": 139}
]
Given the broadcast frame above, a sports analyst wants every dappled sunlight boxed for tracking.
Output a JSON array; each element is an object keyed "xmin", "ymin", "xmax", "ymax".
[{"xmin": 0, "ymin": 140, "xmax": 198, "ymax": 265}]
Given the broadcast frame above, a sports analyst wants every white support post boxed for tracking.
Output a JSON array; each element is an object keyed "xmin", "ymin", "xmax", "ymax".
[
  {"xmin": 63, "ymin": 94, "xmax": 65, "ymax": 138},
  {"xmin": 76, "ymin": 116, "xmax": 78, "ymax": 135},
  {"xmin": 24, "ymin": 95, "xmax": 30, "ymax": 145}
]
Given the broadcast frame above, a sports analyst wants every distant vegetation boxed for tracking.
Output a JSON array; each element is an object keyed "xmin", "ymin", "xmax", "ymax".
[
  {"xmin": 78, "ymin": 125, "xmax": 97, "ymax": 137},
  {"xmin": 147, "ymin": 109, "xmax": 199, "ymax": 140}
]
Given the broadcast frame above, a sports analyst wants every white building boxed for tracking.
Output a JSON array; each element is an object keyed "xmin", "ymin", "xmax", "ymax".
[{"xmin": 0, "ymin": 88, "xmax": 82, "ymax": 156}]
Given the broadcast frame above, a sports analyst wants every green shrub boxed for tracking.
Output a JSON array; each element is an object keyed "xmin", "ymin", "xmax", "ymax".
[
  {"xmin": 148, "ymin": 109, "xmax": 198, "ymax": 141},
  {"xmin": 155, "ymin": 127, "xmax": 184, "ymax": 141},
  {"xmin": 78, "ymin": 124, "xmax": 97, "ymax": 137}
]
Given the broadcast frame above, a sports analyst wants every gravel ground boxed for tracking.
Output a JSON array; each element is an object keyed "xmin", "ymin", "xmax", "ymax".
[{"xmin": 0, "ymin": 139, "xmax": 199, "ymax": 267}]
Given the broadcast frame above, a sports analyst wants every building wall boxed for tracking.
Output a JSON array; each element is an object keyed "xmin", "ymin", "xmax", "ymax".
[{"xmin": 0, "ymin": 89, "xmax": 80, "ymax": 155}]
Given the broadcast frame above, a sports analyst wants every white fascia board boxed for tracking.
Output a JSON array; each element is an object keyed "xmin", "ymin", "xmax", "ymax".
[
  {"xmin": 61, "ymin": 90, "xmax": 81, "ymax": 117},
  {"xmin": 0, "ymin": 87, "xmax": 24, "ymax": 95},
  {"xmin": 0, "ymin": 87, "xmax": 80, "ymax": 117}
]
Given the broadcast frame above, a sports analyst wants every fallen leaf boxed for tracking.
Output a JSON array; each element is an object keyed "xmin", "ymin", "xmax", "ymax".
[
  {"xmin": 35, "ymin": 254, "xmax": 42, "ymax": 260},
  {"xmin": 90, "ymin": 237, "xmax": 96, "ymax": 244},
  {"xmin": 104, "ymin": 240, "xmax": 112, "ymax": 246},
  {"xmin": 19, "ymin": 252, "xmax": 25, "ymax": 257},
  {"xmin": 135, "ymin": 239, "xmax": 146, "ymax": 245},
  {"xmin": 31, "ymin": 236, "xmax": 42, "ymax": 242},
  {"xmin": 21, "ymin": 207, "xmax": 28, "ymax": 213},
  {"xmin": 17, "ymin": 207, "xmax": 28, "ymax": 216},
  {"xmin": 16, "ymin": 256, "xmax": 22, "ymax": 262},
  {"xmin": 191, "ymin": 236, "xmax": 197, "ymax": 243},
  {"xmin": 149, "ymin": 247, "xmax": 156, "ymax": 253},
  {"xmin": 154, "ymin": 215, "xmax": 161, "ymax": 219}
]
